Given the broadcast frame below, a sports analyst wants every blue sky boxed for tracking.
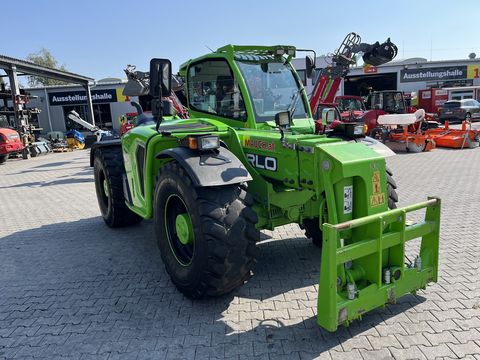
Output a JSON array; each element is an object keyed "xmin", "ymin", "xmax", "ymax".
[{"xmin": 2, "ymin": 0, "xmax": 478, "ymax": 81}]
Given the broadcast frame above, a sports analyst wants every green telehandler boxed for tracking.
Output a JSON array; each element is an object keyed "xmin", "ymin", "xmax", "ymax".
[{"xmin": 91, "ymin": 43, "xmax": 440, "ymax": 332}]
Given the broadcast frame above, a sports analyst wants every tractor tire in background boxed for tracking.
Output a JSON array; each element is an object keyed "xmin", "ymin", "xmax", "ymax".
[
  {"xmin": 303, "ymin": 166, "xmax": 399, "ymax": 247},
  {"xmin": 0, "ymin": 155, "xmax": 7, "ymax": 164},
  {"xmin": 154, "ymin": 161, "xmax": 259, "ymax": 299},
  {"xmin": 93, "ymin": 147, "xmax": 143, "ymax": 227},
  {"xmin": 370, "ymin": 128, "xmax": 389, "ymax": 143},
  {"xmin": 21, "ymin": 148, "xmax": 29, "ymax": 160}
]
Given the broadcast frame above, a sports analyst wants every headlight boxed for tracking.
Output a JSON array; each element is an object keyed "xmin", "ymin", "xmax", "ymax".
[
  {"xmin": 199, "ymin": 135, "xmax": 220, "ymax": 150},
  {"xmin": 353, "ymin": 125, "xmax": 365, "ymax": 136},
  {"xmin": 187, "ymin": 135, "xmax": 220, "ymax": 151}
]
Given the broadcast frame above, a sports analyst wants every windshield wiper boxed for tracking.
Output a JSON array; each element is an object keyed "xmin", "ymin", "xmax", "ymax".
[{"xmin": 287, "ymin": 88, "xmax": 303, "ymax": 117}]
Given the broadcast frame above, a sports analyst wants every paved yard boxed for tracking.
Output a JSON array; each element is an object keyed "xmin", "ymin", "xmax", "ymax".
[{"xmin": 0, "ymin": 147, "xmax": 479, "ymax": 360}]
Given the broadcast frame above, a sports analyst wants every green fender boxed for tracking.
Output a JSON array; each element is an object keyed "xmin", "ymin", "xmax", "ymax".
[{"xmin": 156, "ymin": 147, "xmax": 252, "ymax": 187}]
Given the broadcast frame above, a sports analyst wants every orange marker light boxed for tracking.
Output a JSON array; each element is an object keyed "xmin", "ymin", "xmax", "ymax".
[{"xmin": 188, "ymin": 137, "xmax": 198, "ymax": 150}]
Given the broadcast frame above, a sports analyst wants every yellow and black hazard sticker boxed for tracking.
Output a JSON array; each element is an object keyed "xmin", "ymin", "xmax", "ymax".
[{"xmin": 370, "ymin": 170, "xmax": 386, "ymax": 207}]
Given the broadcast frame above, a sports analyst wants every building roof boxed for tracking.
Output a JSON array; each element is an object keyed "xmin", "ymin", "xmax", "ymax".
[
  {"xmin": 24, "ymin": 79, "xmax": 127, "ymax": 92},
  {"xmin": 0, "ymin": 54, "xmax": 93, "ymax": 84},
  {"xmin": 352, "ymin": 57, "xmax": 480, "ymax": 70}
]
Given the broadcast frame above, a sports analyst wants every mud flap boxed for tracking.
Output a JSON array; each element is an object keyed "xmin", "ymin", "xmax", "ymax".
[{"xmin": 317, "ymin": 197, "xmax": 440, "ymax": 332}]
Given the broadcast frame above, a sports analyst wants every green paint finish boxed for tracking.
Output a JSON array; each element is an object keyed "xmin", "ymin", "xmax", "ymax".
[
  {"xmin": 318, "ymin": 198, "xmax": 441, "ymax": 332},
  {"xmin": 176, "ymin": 213, "xmax": 194, "ymax": 245},
  {"xmin": 110, "ymin": 44, "xmax": 441, "ymax": 332}
]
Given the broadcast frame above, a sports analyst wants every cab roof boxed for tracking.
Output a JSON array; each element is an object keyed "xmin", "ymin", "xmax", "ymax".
[{"xmin": 179, "ymin": 44, "xmax": 296, "ymax": 75}]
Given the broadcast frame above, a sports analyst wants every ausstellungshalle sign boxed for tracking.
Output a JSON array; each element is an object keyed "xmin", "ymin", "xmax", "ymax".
[
  {"xmin": 48, "ymin": 89, "xmax": 117, "ymax": 106},
  {"xmin": 400, "ymin": 66, "xmax": 467, "ymax": 83}
]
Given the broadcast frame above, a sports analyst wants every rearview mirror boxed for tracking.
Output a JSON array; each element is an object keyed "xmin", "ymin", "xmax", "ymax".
[
  {"xmin": 306, "ymin": 55, "xmax": 315, "ymax": 79},
  {"xmin": 149, "ymin": 58, "xmax": 172, "ymax": 97},
  {"xmin": 321, "ymin": 108, "xmax": 336, "ymax": 126}
]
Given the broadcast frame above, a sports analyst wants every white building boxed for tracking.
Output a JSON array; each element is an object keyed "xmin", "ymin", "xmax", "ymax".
[
  {"xmin": 292, "ymin": 55, "xmax": 480, "ymax": 101},
  {"xmin": 25, "ymin": 79, "xmax": 139, "ymax": 135}
]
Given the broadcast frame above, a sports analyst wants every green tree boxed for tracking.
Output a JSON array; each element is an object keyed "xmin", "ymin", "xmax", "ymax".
[{"xmin": 26, "ymin": 48, "xmax": 69, "ymax": 87}]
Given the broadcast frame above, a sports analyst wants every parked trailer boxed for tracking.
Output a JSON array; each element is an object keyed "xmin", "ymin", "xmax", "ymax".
[{"xmin": 426, "ymin": 120, "xmax": 479, "ymax": 149}]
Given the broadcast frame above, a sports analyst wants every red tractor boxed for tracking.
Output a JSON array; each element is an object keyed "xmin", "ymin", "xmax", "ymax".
[
  {"xmin": 308, "ymin": 33, "xmax": 398, "ymax": 130},
  {"xmin": 0, "ymin": 127, "xmax": 24, "ymax": 164},
  {"xmin": 334, "ymin": 95, "xmax": 367, "ymax": 121},
  {"xmin": 335, "ymin": 91, "xmax": 437, "ymax": 137}
]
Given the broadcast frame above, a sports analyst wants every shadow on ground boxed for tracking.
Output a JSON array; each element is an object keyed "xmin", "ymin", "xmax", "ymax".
[{"xmin": 0, "ymin": 177, "xmax": 94, "ymax": 189}]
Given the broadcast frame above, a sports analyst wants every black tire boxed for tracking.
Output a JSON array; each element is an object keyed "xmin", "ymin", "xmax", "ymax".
[
  {"xmin": 370, "ymin": 127, "xmax": 390, "ymax": 143},
  {"xmin": 30, "ymin": 146, "xmax": 38, "ymax": 158},
  {"xmin": 0, "ymin": 155, "xmax": 7, "ymax": 164},
  {"xmin": 154, "ymin": 161, "xmax": 259, "ymax": 299},
  {"xmin": 386, "ymin": 166, "xmax": 399, "ymax": 209},
  {"xmin": 93, "ymin": 147, "xmax": 143, "ymax": 228},
  {"xmin": 301, "ymin": 218, "xmax": 323, "ymax": 247},
  {"xmin": 303, "ymin": 166, "xmax": 399, "ymax": 247},
  {"xmin": 21, "ymin": 148, "xmax": 29, "ymax": 160}
]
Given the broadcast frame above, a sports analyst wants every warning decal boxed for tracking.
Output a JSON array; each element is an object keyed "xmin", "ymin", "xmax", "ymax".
[
  {"xmin": 344, "ymin": 185, "xmax": 353, "ymax": 214},
  {"xmin": 370, "ymin": 170, "xmax": 386, "ymax": 207}
]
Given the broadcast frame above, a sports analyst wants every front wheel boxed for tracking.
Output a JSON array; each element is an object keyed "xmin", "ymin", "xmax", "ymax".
[{"xmin": 154, "ymin": 161, "xmax": 259, "ymax": 299}]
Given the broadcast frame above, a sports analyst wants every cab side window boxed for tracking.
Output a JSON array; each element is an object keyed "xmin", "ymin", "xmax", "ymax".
[{"xmin": 187, "ymin": 60, "xmax": 247, "ymax": 120}]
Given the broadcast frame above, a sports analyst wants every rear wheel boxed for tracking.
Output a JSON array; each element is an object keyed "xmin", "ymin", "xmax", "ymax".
[
  {"xmin": 303, "ymin": 166, "xmax": 399, "ymax": 247},
  {"xmin": 154, "ymin": 161, "xmax": 259, "ymax": 299},
  {"xmin": 93, "ymin": 147, "xmax": 143, "ymax": 227},
  {"xmin": 0, "ymin": 155, "xmax": 7, "ymax": 164}
]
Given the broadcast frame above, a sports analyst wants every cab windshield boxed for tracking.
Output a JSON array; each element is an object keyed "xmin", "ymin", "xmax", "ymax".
[
  {"xmin": 336, "ymin": 98, "xmax": 366, "ymax": 112},
  {"xmin": 371, "ymin": 92, "xmax": 406, "ymax": 113},
  {"xmin": 236, "ymin": 60, "xmax": 308, "ymax": 122}
]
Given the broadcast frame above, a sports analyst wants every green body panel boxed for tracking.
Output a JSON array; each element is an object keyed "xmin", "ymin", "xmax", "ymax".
[
  {"xmin": 318, "ymin": 198, "xmax": 440, "ymax": 331},
  {"xmin": 116, "ymin": 44, "xmax": 441, "ymax": 331}
]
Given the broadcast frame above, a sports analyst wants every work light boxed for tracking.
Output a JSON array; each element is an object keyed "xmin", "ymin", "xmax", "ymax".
[
  {"xmin": 187, "ymin": 135, "xmax": 220, "ymax": 151},
  {"xmin": 198, "ymin": 135, "xmax": 220, "ymax": 150},
  {"xmin": 353, "ymin": 125, "xmax": 365, "ymax": 136}
]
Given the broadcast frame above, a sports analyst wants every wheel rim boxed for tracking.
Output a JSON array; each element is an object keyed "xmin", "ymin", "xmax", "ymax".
[
  {"xmin": 97, "ymin": 169, "xmax": 109, "ymax": 211},
  {"xmin": 103, "ymin": 179, "xmax": 110, "ymax": 198},
  {"xmin": 164, "ymin": 194, "xmax": 195, "ymax": 266},
  {"xmin": 175, "ymin": 213, "xmax": 194, "ymax": 245}
]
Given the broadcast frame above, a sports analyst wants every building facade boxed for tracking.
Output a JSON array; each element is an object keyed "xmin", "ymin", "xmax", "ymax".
[
  {"xmin": 344, "ymin": 58, "xmax": 480, "ymax": 99},
  {"xmin": 293, "ymin": 56, "xmax": 480, "ymax": 101},
  {"xmin": 26, "ymin": 80, "xmax": 139, "ymax": 135}
]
